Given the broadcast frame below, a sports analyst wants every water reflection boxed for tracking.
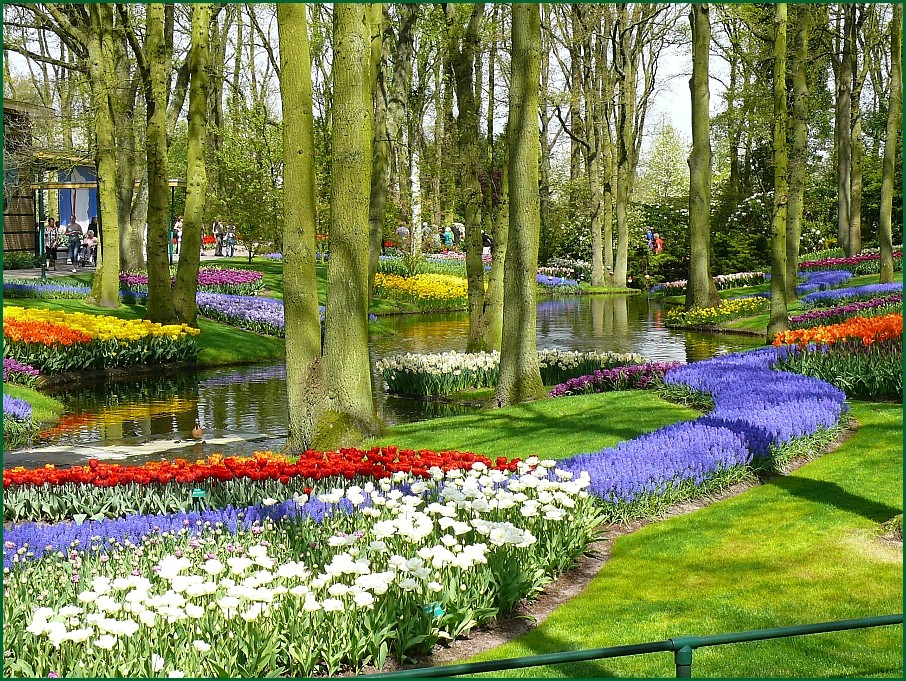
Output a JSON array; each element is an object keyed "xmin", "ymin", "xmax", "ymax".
[{"xmin": 8, "ymin": 295, "xmax": 765, "ymax": 464}]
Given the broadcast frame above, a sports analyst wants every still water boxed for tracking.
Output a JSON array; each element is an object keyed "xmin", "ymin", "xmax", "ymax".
[{"xmin": 6, "ymin": 295, "xmax": 764, "ymax": 466}]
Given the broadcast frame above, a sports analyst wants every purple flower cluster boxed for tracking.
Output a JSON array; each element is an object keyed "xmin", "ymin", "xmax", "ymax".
[
  {"xmin": 3, "ymin": 358, "xmax": 40, "ymax": 383},
  {"xmin": 790, "ymin": 294, "xmax": 902, "ymax": 328},
  {"xmin": 3, "ymin": 281, "xmax": 93, "ymax": 299},
  {"xmin": 800, "ymin": 250, "xmax": 902, "ymax": 270},
  {"xmin": 263, "ymin": 253, "xmax": 283, "ymax": 260},
  {"xmin": 120, "ymin": 267, "xmax": 264, "ymax": 296},
  {"xmin": 2, "ymin": 497, "xmax": 358, "ymax": 569},
  {"xmin": 3, "ymin": 394, "xmax": 33, "ymax": 422},
  {"xmin": 557, "ymin": 348, "xmax": 847, "ymax": 504},
  {"xmin": 196, "ymin": 292, "xmax": 334, "ymax": 337},
  {"xmin": 549, "ymin": 362, "xmax": 682, "ymax": 398},
  {"xmin": 802, "ymin": 282, "xmax": 903, "ymax": 308},
  {"xmin": 796, "ymin": 269, "xmax": 853, "ymax": 295},
  {"xmin": 537, "ymin": 274, "xmax": 579, "ymax": 288}
]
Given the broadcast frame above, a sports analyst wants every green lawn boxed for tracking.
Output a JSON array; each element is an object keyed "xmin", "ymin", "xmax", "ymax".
[
  {"xmin": 4, "ymin": 297, "xmax": 285, "ymax": 367},
  {"xmin": 461, "ymin": 401, "xmax": 902, "ymax": 678},
  {"xmin": 370, "ymin": 391, "xmax": 699, "ymax": 461}
]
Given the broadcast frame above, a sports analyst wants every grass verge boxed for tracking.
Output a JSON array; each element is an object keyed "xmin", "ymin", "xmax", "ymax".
[
  {"xmin": 370, "ymin": 391, "xmax": 699, "ymax": 461},
  {"xmin": 463, "ymin": 401, "xmax": 903, "ymax": 678}
]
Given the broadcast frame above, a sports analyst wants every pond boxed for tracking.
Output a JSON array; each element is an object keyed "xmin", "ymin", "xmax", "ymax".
[{"xmin": 7, "ymin": 295, "xmax": 765, "ymax": 467}]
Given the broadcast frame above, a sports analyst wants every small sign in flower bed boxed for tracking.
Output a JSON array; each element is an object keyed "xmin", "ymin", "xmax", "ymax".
[
  {"xmin": 4, "ymin": 459, "xmax": 600, "ymax": 677},
  {"xmin": 3, "ymin": 306, "xmax": 199, "ymax": 373},
  {"xmin": 377, "ymin": 349, "xmax": 644, "ymax": 397},
  {"xmin": 773, "ymin": 313, "xmax": 903, "ymax": 399},
  {"xmin": 120, "ymin": 266, "xmax": 264, "ymax": 299}
]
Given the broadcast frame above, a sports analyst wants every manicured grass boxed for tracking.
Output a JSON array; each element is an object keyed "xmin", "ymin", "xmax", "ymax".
[
  {"xmin": 3, "ymin": 298, "xmax": 285, "ymax": 367},
  {"xmin": 370, "ymin": 391, "xmax": 699, "ymax": 461},
  {"xmin": 3, "ymin": 384, "xmax": 65, "ymax": 426},
  {"xmin": 464, "ymin": 401, "xmax": 903, "ymax": 678},
  {"xmin": 579, "ymin": 284, "xmax": 640, "ymax": 295}
]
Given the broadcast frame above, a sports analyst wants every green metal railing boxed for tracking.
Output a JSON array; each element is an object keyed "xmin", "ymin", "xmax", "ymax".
[{"xmin": 359, "ymin": 614, "xmax": 902, "ymax": 679}]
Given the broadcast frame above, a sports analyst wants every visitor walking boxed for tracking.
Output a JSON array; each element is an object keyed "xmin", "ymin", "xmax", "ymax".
[
  {"xmin": 66, "ymin": 216, "xmax": 83, "ymax": 272},
  {"xmin": 653, "ymin": 232, "xmax": 664, "ymax": 254},
  {"xmin": 174, "ymin": 215, "xmax": 184, "ymax": 254},
  {"xmin": 225, "ymin": 225, "xmax": 236, "ymax": 257},
  {"xmin": 481, "ymin": 230, "xmax": 494, "ymax": 256},
  {"xmin": 443, "ymin": 226, "xmax": 454, "ymax": 248},
  {"xmin": 213, "ymin": 221, "xmax": 223, "ymax": 256},
  {"xmin": 645, "ymin": 228, "xmax": 654, "ymax": 251},
  {"xmin": 45, "ymin": 217, "xmax": 59, "ymax": 270}
]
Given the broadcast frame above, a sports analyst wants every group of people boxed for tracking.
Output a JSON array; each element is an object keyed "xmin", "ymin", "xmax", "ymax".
[
  {"xmin": 44, "ymin": 216, "xmax": 98, "ymax": 272},
  {"xmin": 645, "ymin": 228, "xmax": 664, "ymax": 255},
  {"xmin": 171, "ymin": 217, "xmax": 237, "ymax": 258}
]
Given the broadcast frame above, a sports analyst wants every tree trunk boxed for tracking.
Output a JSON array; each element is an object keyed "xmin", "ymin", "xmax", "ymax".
[
  {"xmin": 768, "ymin": 3, "xmax": 789, "ymax": 338},
  {"xmin": 128, "ymin": 169, "xmax": 149, "ymax": 270},
  {"xmin": 142, "ymin": 4, "xmax": 177, "ymax": 323},
  {"xmin": 849, "ymin": 14, "xmax": 865, "ymax": 258},
  {"xmin": 173, "ymin": 3, "xmax": 211, "ymax": 326},
  {"xmin": 481, "ymin": 156, "xmax": 508, "ymax": 351},
  {"xmin": 367, "ymin": 4, "xmax": 389, "ymax": 301},
  {"xmin": 496, "ymin": 3, "xmax": 545, "ymax": 406},
  {"xmin": 834, "ymin": 6, "xmax": 854, "ymax": 255},
  {"xmin": 316, "ymin": 3, "xmax": 378, "ymax": 448},
  {"xmin": 686, "ymin": 4, "xmax": 719, "ymax": 310},
  {"xmin": 84, "ymin": 5, "xmax": 121, "ymax": 309},
  {"xmin": 278, "ymin": 3, "xmax": 325, "ymax": 453},
  {"xmin": 879, "ymin": 3, "xmax": 901, "ymax": 283},
  {"xmin": 785, "ymin": 5, "xmax": 811, "ymax": 301},
  {"xmin": 446, "ymin": 4, "xmax": 488, "ymax": 352}
]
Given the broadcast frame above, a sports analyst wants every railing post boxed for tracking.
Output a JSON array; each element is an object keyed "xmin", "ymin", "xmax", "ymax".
[{"xmin": 674, "ymin": 645, "xmax": 694, "ymax": 678}]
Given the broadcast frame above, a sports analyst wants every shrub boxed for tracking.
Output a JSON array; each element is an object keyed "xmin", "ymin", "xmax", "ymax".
[{"xmin": 3, "ymin": 252, "xmax": 41, "ymax": 270}]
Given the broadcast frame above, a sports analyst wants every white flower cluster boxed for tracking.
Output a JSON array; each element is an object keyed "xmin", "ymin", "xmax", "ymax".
[
  {"xmin": 376, "ymin": 350, "xmax": 499, "ymax": 377},
  {"xmin": 19, "ymin": 461, "xmax": 593, "ymax": 676},
  {"xmin": 537, "ymin": 348, "xmax": 644, "ymax": 371}
]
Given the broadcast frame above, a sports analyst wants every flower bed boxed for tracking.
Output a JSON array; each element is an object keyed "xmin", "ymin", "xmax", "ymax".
[
  {"xmin": 3, "ymin": 279, "xmax": 93, "ymax": 299},
  {"xmin": 3, "ymin": 450, "xmax": 519, "ymax": 522},
  {"xmin": 773, "ymin": 314, "xmax": 903, "ymax": 399},
  {"xmin": 120, "ymin": 267, "xmax": 264, "ymax": 297},
  {"xmin": 3, "ymin": 307, "xmax": 199, "ymax": 373},
  {"xmin": 373, "ymin": 273, "xmax": 469, "ymax": 311},
  {"xmin": 377, "ymin": 349, "xmax": 644, "ymax": 397},
  {"xmin": 196, "ymin": 293, "xmax": 290, "ymax": 337},
  {"xmin": 3, "ymin": 358, "xmax": 41, "ymax": 388},
  {"xmin": 3, "ymin": 394, "xmax": 35, "ymax": 445},
  {"xmin": 377, "ymin": 256, "xmax": 469, "ymax": 278},
  {"xmin": 4, "ymin": 461, "xmax": 599, "ymax": 677},
  {"xmin": 536, "ymin": 274, "xmax": 582, "ymax": 294},
  {"xmin": 666, "ymin": 296, "xmax": 769, "ymax": 327},
  {"xmin": 789, "ymin": 294, "xmax": 902, "ymax": 329},
  {"xmin": 801, "ymin": 282, "xmax": 903, "ymax": 308},
  {"xmin": 799, "ymin": 250, "xmax": 903, "ymax": 274},
  {"xmin": 557, "ymin": 348, "xmax": 848, "ymax": 519},
  {"xmin": 548, "ymin": 362, "xmax": 682, "ymax": 397},
  {"xmin": 537, "ymin": 266, "xmax": 576, "ymax": 278},
  {"xmin": 794, "ymin": 269, "xmax": 853, "ymax": 295},
  {"xmin": 651, "ymin": 271, "xmax": 766, "ymax": 295}
]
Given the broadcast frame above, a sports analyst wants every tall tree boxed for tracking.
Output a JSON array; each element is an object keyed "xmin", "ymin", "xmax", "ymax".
[
  {"xmin": 785, "ymin": 4, "xmax": 812, "ymax": 301},
  {"xmin": 319, "ymin": 3, "xmax": 379, "ymax": 445},
  {"xmin": 768, "ymin": 3, "xmax": 789, "ymax": 337},
  {"xmin": 141, "ymin": 4, "xmax": 177, "ymax": 324},
  {"xmin": 444, "ymin": 3, "xmax": 489, "ymax": 351},
  {"xmin": 686, "ymin": 3, "xmax": 719, "ymax": 310},
  {"xmin": 496, "ymin": 2, "xmax": 544, "ymax": 406},
  {"xmin": 367, "ymin": 4, "xmax": 389, "ymax": 300},
  {"xmin": 879, "ymin": 2, "xmax": 901, "ymax": 283},
  {"xmin": 172, "ymin": 3, "xmax": 211, "ymax": 326},
  {"xmin": 278, "ymin": 3, "xmax": 324, "ymax": 452},
  {"xmin": 831, "ymin": 5, "xmax": 854, "ymax": 255}
]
